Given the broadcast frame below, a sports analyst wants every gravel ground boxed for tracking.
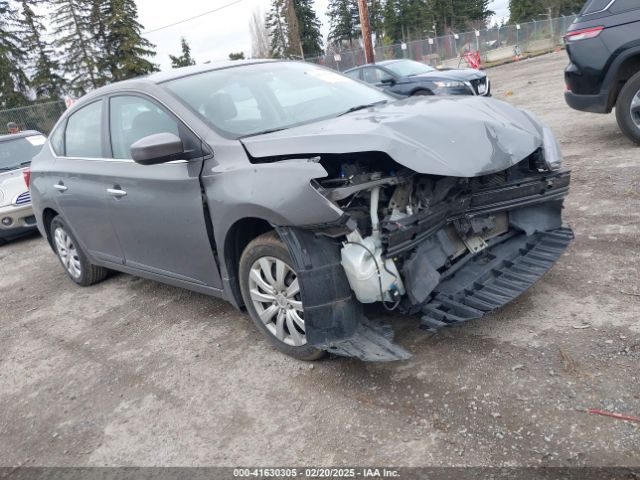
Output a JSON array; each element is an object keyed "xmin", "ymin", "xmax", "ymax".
[{"xmin": 0, "ymin": 52, "xmax": 638, "ymax": 468}]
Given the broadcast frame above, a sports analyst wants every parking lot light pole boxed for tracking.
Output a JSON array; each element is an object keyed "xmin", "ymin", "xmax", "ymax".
[{"xmin": 357, "ymin": 0, "xmax": 375, "ymax": 64}]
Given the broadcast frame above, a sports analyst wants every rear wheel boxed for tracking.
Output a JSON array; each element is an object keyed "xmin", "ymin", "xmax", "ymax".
[
  {"xmin": 615, "ymin": 71, "xmax": 640, "ymax": 145},
  {"xmin": 50, "ymin": 216, "xmax": 108, "ymax": 286},
  {"xmin": 239, "ymin": 231, "xmax": 326, "ymax": 361}
]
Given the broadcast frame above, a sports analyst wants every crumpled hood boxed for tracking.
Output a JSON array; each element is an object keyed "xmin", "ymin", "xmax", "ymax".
[{"xmin": 241, "ymin": 96, "xmax": 544, "ymax": 177}]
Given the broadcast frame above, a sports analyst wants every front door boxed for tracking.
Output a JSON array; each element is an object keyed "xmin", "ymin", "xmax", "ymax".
[{"xmin": 104, "ymin": 94, "xmax": 222, "ymax": 289}]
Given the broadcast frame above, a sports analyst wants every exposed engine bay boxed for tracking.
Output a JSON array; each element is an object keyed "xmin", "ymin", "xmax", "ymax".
[{"xmin": 278, "ymin": 148, "xmax": 573, "ymax": 361}]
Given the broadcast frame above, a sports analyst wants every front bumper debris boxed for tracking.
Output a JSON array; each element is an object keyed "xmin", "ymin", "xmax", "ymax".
[{"xmin": 419, "ymin": 226, "xmax": 574, "ymax": 331}]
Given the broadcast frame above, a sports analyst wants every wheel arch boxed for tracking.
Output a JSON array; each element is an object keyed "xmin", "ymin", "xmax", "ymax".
[
  {"xmin": 410, "ymin": 87, "xmax": 434, "ymax": 96},
  {"xmin": 41, "ymin": 207, "xmax": 59, "ymax": 250},
  {"xmin": 223, "ymin": 216, "xmax": 274, "ymax": 308},
  {"xmin": 605, "ymin": 48, "xmax": 640, "ymax": 111}
]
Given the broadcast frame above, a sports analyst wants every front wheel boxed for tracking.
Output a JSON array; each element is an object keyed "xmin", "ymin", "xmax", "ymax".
[
  {"xmin": 50, "ymin": 216, "xmax": 108, "ymax": 286},
  {"xmin": 239, "ymin": 231, "xmax": 326, "ymax": 361},
  {"xmin": 615, "ymin": 71, "xmax": 640, "ymax": 145}
]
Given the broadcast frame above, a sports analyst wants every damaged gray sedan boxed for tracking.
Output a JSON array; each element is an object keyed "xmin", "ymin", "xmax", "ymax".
[{"xmin": 30, "ymin": 60, "xmax": 572, "ymax": 361}]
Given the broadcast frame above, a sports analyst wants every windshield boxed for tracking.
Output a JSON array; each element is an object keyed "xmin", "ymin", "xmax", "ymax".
[
  {"xmin": 163, "ymin": 62, "xmax": 391, "ymax": 138},
  {"xmin": 0, "ymin": 134, "xmax": 46, "ymax": 171},
  {"xmin": 384, "ymin": 60, "xmax": 436, "ymax": 77}
]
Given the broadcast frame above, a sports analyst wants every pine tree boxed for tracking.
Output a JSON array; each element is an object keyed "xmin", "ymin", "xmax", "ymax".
[
  {"xmin": 433, "ymin": 0, "xmax": 493, "ymax": 34},
  {"xmin": 509, "ymin": 0, "xmax": 543, "ymax": 23},
  {"xmin": 97, "ymin": 0, "xmax": 157, "ymax": 82},
  {"xmin": 509, "ymin": 0, "xmax": 583, "ymax": 22},
  {"xmin": 50, "ymin": 0, "xmax": 102, "ymax": 96},
  {"xmin": 266, "ymin": 0, "xmax": 289, "ymax": 58},
  {"xmin": 326, "ymin": 0, "xmax": 359, "ymax": 47},
  {"xmin": 90, "ymin": 0, "xmax": 112, "ymax": 83},
  {"xmin": 0, "ymin": 0, "xmax": 29, "ymax": 108},
  {"xmin": 18, "ymin": 0, "xmax": 65, "ymax": 100},
  {"xmin": 169, "ymin": 37, "xmax": 196, "ymax": 68},
  {"xmin": 294, "ymin": 0, "xmax": 323, "ymax": 57}
]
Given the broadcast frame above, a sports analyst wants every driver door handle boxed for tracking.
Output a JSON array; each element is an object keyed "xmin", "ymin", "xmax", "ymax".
[{"xmin": 107, "ymin": 188, "xmax": 127, "ymax": 198}]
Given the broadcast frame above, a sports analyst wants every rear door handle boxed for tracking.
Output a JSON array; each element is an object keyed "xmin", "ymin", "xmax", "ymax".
[
  {"xmin": 107, "ymin": 188, "xmax": 127, "ymax": 198},
  {"xmin": 53, "ymin": 183, "xmax": 67, "ymax": 192}
]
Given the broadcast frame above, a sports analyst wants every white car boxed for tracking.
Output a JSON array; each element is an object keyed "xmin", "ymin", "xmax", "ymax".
[{"xmin": 0, "ymin": 130, "xmax": 46, "ymax": 244}]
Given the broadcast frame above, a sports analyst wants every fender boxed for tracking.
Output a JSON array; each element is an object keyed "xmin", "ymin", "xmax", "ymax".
[
  {"xmin": 276, "ymin": 226, "xmax": 411, "ymax": 361},
  {"xmin": 601, "ymin": 41, "xmax": 640, "ymax": 109}
]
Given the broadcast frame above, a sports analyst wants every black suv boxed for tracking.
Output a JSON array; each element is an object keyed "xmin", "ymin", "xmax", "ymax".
[{"xmin": 564, "ymin": 0, "xmax": 640, "ymax": 144}]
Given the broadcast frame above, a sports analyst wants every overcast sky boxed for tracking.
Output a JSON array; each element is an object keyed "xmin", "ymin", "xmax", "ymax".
[{"xmin": 138, "ymin": 0, "xmax": 510, "ymax": 70}]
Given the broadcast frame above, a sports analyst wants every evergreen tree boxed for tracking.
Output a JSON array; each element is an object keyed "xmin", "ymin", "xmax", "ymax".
[
  {"xmin": 266, "ymin": 0, "xmax": 289, "ymax": 58},
  {"xmin": 169, "ymin": 37, "xmax": 196, "ymax": 68},
  {"xmin": 294, "ymin": 0, "xmax": 323, "ymax": 57},
  {"xmin": 90, "ymin": 0, "xmax": 112, "ymax": 83},
  {"xmin": 97, "ymin": 0, "xmax": 157, "ymax": 81},
  {"xmin": 228, "ymin": 52, "xmax": 245, "ymax": 60},
  {"xmin": 509, "ymin": 0, "xmax": 581, "ymax": 23},
  {"xmin": 266, "ymin": 0, "xmax": 322, "ymax": 58},
  {"xmin": 432, "ymin": 0, "xmax": 493, "ymax": 34},
  {"xmin": 381, "ymin": 0, "xmax": 493, "ymax": 43},
  {"xmin": 0, "ymin": 0, "xmax": 29, "ymax": 108},
  {"xmin": 18, "ymin": 0, "xmax": 65, "ymax": 100},
  {"xmin": 50, "ymin": 0, "xmax": 102, "ymax": 96},
  {"xmin": 326, "ymin": 0, "xmax": 359, "ymax": 47},
  {"xmin": 509, "ymin": 0, "xmax": 543, "ymax": 23}
]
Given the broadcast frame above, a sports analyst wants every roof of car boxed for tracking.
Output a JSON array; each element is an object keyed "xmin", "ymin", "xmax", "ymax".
[
  {"xmin": 0, "ymin": 130, "xmax": 43, "ymax": 143},
  {"xmin": 68, "ymin": 58, "xmax": 280, "ymax": 109},
  {"xmin": 145, "ymin": 58, "xmax": 277, "ymax": 83},
  {"xmin": 345, "ymin": 59, "xmax": 409, "ymax": 72}
]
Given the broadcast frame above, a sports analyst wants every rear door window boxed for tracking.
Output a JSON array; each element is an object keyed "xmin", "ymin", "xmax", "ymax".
[
  {"xmin": 344, "ymin": 69, "xmax": 361, "ymax": 80},
  {"xmin": 65, "ymin": 101, "xmax": 103, "ymax": 158}
]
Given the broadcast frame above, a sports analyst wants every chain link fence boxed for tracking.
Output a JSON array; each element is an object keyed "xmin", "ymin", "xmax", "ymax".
[
  {"xmin": 0, "ymin": 100, "xmax": 66, "ymax": 136},
  {"xmin": 307, "ymin": 15, "xmax": 577, "ymax": 72}
]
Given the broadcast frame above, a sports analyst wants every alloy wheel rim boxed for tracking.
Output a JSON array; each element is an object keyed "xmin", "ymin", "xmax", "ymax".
[
  {"xmin": 248, "ymin": 256, "xmax": 306, "ymax": 347},
  {"xmin": 631, "ymin": 90, "xmax": 640, "ymax": 130},
  {"xmin": 54, "ymin": 227, "xmax": 82, "ymax": 279}
]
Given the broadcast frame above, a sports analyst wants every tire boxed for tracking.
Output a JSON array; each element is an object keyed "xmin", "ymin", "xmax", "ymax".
[
  {"xmin": 239, "ymin": 231, "xmax": 326, "ymax": 361},
  {"xmin": 50, "ymin": 215, "xmax": 108, "ymax": 286},
  {"xmin": 615, "ymin": 71, "xmax": 640, "ymax": 145}
]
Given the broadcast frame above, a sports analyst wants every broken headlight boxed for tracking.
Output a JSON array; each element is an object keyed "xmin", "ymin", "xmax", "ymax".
[{"xmin": 542, "ymin": 127, "xmax": 563, "ymax": 171}]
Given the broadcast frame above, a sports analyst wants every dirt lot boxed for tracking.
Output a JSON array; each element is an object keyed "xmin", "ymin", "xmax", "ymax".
[{"xmin": 1, "ymin": 52, "xmax": 639, "ymax": 468}]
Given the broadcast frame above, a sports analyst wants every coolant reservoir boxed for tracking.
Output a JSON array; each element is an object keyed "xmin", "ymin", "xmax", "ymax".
[{"xmin": 341, "ymin": 232, "xmax": 404, "ymax": 303}]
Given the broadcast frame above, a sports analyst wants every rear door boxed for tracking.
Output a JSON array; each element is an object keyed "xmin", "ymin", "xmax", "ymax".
[
  {"xmin": 51, "ymin": 99, "xmax": 124, "ymax": 264},
  {"xmin": 104, "ymin": 93, "xmax": 222, "ymax": 288}
]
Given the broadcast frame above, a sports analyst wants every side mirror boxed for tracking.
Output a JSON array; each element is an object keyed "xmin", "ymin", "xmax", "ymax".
[
  {"xmin": 130, "ymin": 132, "xmax": 184, "ymax": 165},
  {"xmin": 380, "ymin": 77, "xmax": 396, "ymax": 85}
]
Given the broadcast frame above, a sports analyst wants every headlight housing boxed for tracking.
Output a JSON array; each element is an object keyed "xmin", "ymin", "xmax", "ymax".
[
  {"xmin": 542, "ymin": 127, "xmax": 563, "ymax": 171},
  {"xmin": 433, "ymin": 80, "xmax": 466, "ymax": 89}
]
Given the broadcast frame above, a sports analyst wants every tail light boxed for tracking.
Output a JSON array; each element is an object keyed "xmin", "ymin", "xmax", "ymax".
[
  {"xmin": 23, "ymin": 168, "xmax": 31, "ymax": 189},
  {"xmin": 564, "ymin": 26, "xmax": 604, "ymax": 43}
]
